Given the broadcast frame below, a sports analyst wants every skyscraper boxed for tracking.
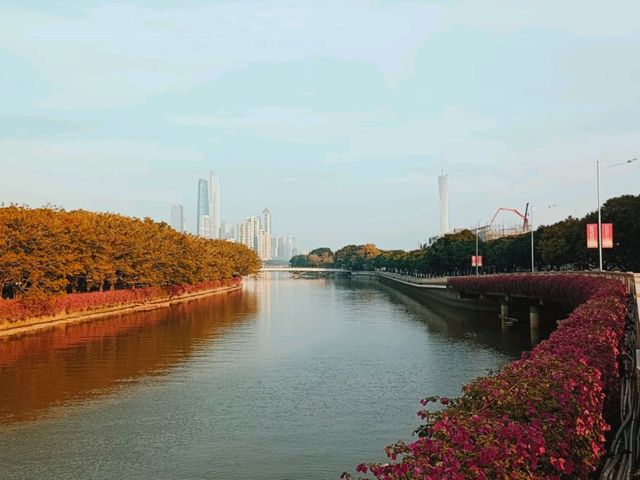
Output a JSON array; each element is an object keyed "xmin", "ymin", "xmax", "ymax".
[
  {"xmin": 262, "ymin": 208, "xmax": 272, "ymax": 261},
  {"xmin": 197, "ymin": 178, "xmax": 209, "ymax": 237},
  {"xmin": 170, "ymin": 204, "xmax": 185, "ymax": 232},
  {"xmin": 235, "ymin": 209, "xmax": 275, "ymax": 261},
  {"xmin": 438, "ymin": 166, "xmax": 449, "ymax": 236},
  {"xmin": 248, "ymin": 216, "xmax": 261, "ymax": 250},
  {"xmin": 208, "ymin": 171, "xmax": 220, "ymax": 239}
]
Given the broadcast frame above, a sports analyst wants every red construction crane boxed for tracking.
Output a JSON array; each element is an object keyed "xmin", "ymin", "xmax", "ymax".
[{"xmin": 489, "ymin": 204, "xmax": 530, "ymax": 231}]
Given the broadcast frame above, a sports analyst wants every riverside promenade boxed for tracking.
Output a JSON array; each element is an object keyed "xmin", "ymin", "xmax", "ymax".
[{"xmin": 357, "ymin": 270, "xmax": 640, "ymax": 479}]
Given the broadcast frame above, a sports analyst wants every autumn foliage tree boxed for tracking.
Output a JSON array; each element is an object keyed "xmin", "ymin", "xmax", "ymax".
[
  {"xmin": 334, "ymin": 244, "xmax": 382, "ymax": 270},
  {"xmin": 306, "ymin": 247, "xmax": 335, "ymax": 267},
  {"xmin": 0, "ymin": 205, "xmax": 261, "ymax": 299}
]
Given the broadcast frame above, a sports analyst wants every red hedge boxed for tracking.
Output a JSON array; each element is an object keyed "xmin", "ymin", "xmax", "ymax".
[
  {"xmin": 0, "ymin": 277, "xmax": 241, "ymax": 325},
  {"xmin": 358, "ymin": 274, "xmax": 628, "ymax": 479}
]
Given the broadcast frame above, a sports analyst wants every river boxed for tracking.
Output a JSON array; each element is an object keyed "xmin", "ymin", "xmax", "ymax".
[{"xmin": 0, "ymin": 274, "xmax": 528, "ymax": 480}]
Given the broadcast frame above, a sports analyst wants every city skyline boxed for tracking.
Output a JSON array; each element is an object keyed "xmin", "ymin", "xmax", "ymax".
[
  {"xmin": 2, "ymin": 3, "xmax": 638, "ymax": 479},
  {"xmin": 1, "ymin": 1, "xmax": 639, "ymax": 250},
  {"xmin": 184, "ymin": 171, "xmax": 297, "ymax": 258}
]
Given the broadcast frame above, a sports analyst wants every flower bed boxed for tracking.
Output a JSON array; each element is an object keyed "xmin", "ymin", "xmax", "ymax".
[
  {"xmin": 0, "ymin": 277, "xmax": 241, "ymax": 325},
  {"xmin": 357, "ymin": 274, "xmax": 628, "ymax": 479}
]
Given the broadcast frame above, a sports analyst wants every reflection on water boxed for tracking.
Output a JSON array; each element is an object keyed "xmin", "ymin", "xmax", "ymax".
[
  {"xmin": 0, "ymin": 275, "xmax": 526, "ymax": 480},
  {"xmin": 0, "ymin": 289, "xmax": 258, "ymax": 424},
  {"xmin": 343, "ymin": 278, "xmax": 533, "ymax": 357}
]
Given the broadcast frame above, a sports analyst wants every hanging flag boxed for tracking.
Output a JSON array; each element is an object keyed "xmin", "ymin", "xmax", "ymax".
[
  {"xmin": 601, "ymin": 223, "xmax": 613, "ymax": 248},
  {"xmin": 586, "ymin": 224, "xmax": 598, "ymax": 248},
  {"xmin": 471, "ymin": 256, "xmax": 483, "ymax": 267}
]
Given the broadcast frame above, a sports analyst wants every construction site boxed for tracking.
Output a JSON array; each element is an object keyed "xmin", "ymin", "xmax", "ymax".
[
  {"xmin": 435, "ymin": 168, "xmax": 532, "ymax": 243},
  {"xmin": 476, "ymin": 204, "xmax": 532, "ymax": 241}
]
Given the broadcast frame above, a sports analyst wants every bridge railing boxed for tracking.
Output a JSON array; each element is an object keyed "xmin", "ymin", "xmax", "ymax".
[
  {"xmin": 260, "ymin": 267, "xmax": 351, "ymax": 273},
  {"xmin": 262, "ymin": 268, "xmax": 639, "ymax": 298},
  {"xmin": 374, "ymin": 271, "xmax": 449, "ymax": 286}
]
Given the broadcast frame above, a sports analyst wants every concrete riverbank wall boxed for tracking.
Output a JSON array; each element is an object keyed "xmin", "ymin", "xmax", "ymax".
[
  {"xmin": 0, "ymin": 284, "xmax": 242, "ymax": 339},
  {"xmin": 352, "ymin": 271, "xmax": 568, "ymax": 328}
]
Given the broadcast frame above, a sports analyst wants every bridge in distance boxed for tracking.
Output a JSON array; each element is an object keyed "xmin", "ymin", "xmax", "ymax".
[{"xmin": 260, "ymin": 267, "xmax": 351, "ymax": 273}]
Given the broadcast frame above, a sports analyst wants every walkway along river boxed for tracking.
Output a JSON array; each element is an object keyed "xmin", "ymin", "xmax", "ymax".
[{"xmin": 0, "ymin": 273, "xmax": 534, "ymax": 480}]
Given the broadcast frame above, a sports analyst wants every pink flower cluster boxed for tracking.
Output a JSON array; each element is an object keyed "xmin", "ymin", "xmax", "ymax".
[
  {"xmin": 450, "ymin": 274, "xmax": 625, "ymax": 308},
  {"xmin": 0, "ymin": 277, "xmax": 240, "ymax": 325},
  {"xmin": 358, "ymin": 274, "xmax": 628, "ymax": 479}
]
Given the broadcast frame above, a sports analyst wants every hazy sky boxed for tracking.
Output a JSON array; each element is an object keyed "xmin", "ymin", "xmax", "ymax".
[{"xmin": 1, "ymin": 1, "xmax": 638, "ymax": 250}]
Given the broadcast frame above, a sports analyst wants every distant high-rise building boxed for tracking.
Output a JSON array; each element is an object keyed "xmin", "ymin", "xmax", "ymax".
[
  {"xmin": 438, "ymin": 166, "xmax": 450, "ymax": 236},
  {"xmin": 268, "ymin": 235, "xmax": 297, "ymax": 260},
  {"xmin": 271, "ymin": 236, "xmax": 281, "ymax": 259},
  {"xmin": 197, "ymin": 178, "xmax": 209, "ymax": 237},
  {"xmin": 277, "ymin": 237, "xmax": 286, "ymax": 260},
  {"xmin": 249, "ymin": 216, "xmax": 261, "ymax": 250},
  {"xmin": 283, "ymin": 236, "xmax": 295, "ymax": 261},
  {"xmin": 235, "ymin": 209, "xmax": 279, "ymax": 261},
  {"xmin": 208, "ymin": 171, "xmax": 220, "ymax": 239},
  {"xmin": 237, "ymin": 216, "xmax": 259, "ymax": 250},
  {"xmin": 236, "ymin": 222, "xmax": 243, "ymax": 243},
  {"xmin": 170, "ymin": 204, "xmax": 185, "ymax": 232},
  {"xmin": 262, "ymin": 208, "xmax": 272, "ymax": 261},
  {"xmin": 263, "ymin": 208, "xmax": 271, "ymax": 235},
  {"xmin": 219, "ymin": 222, "xmax": 235, "ymax": 241},
  {"xmin": 200, "ymin": 215, "xmax": 212, "ymax": 238}
]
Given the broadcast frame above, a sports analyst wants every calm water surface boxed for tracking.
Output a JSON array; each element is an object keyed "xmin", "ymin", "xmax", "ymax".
[{"xmin": 0, "ymin": 275, "xmax": 527, "ymax": 480}]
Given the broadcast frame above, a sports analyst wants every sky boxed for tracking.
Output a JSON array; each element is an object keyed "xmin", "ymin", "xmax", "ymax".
[{"xmin": 1, "ymin": 0, "xmax": 639, "ymax": 251}]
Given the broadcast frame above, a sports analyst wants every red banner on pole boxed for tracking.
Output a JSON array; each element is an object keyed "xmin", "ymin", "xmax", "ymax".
[
  {"xmin": 586, "ymin": 224, "xmax": 598, "ymax": 248},
  {"xmin": 471, "ymin": 256, "xmax": 483, "ymax": 267},
  {"xmin": 601, "ymin": 223, "xmax": 613, "ymax": 248}
]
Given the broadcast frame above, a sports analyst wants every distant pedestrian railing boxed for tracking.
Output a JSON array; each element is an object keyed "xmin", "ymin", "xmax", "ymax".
[{"xmin": 374, "ymin": 271, "xmax": 449, "ymax": 287}]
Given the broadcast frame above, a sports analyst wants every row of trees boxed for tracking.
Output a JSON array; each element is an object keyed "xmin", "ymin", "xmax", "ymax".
[
  {"xmin": 0, "ymin": 206, "xmax": 261, "ymax": 298},
  {"xmin": 292, "ymin": 195, "xmax": 640, "ymax": 275}
]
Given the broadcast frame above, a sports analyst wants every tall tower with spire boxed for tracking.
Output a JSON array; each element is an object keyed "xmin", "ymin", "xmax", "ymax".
[{"xmin": 438, "ymin": 162, "xmax": 450, "ymax": 236}]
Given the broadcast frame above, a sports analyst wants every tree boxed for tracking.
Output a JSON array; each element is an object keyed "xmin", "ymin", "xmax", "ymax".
[
  {"xmin": 307, "ymin": 247, "xmax": 334, "ymax": 266},
  {"xmin": 289, "ymin": 255, "xmax": 310, "ymax": 268},
  {"xmin": 0, "ymin": 205, "xmax": 260, "ymax": 299},
  {"xmin": 537, "ymin": 217, "xmax": 587, "ymax": 270},
  {"xmin": 598, "ymin": 195, "xmax": 640, "ymax": 271},
  {"xmin": 295, "ymin": 194, "xmax": 640, "ymax": 276}
]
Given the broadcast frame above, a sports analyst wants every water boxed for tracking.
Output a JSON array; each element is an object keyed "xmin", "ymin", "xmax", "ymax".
[{"xmin": 0, "ymin": 275, "xmax": 527, "ymax": 480}]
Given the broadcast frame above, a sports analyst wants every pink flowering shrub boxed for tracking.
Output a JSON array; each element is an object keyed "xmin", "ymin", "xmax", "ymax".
[
  {"xmin": 450, "ymin": 274, "xmax": 624, "ymax": 307},
  {"xmin": 358, "ymin": 274, "xmax": 628, "ymax": 479},
  {"xmin": 0, "ymin": 277, "xmax": 241, "ymax": 325}
]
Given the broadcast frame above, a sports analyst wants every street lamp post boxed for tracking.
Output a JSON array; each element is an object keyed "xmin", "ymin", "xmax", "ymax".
[
  {"xmin": 530, "ymin": 205, "xmax": 535, "ymax": 272},
  {"xmin": 597, "ymin": 158, "xmax": 637, "ymax": 271},
  {"xmin": 475, "ymin": 224, "xmax": 479, "ymax": 276},
  {"xmin": 529, "ymin": 204, "xmax": 556, "ymax": 273},
  {"xmin": 596, "ymin": 161, "xmax": 602, "ymax": 271}
]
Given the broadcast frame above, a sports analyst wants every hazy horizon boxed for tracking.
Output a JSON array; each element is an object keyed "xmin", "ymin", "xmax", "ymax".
[{"xmin": 1, "ymin": 1, "xmax": 639, "ymax": 251}]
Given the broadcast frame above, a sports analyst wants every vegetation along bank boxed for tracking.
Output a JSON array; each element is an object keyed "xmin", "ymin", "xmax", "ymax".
[{"xmin": 0, "ymin": 205, "xmax": 261, "ymax": 331}]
